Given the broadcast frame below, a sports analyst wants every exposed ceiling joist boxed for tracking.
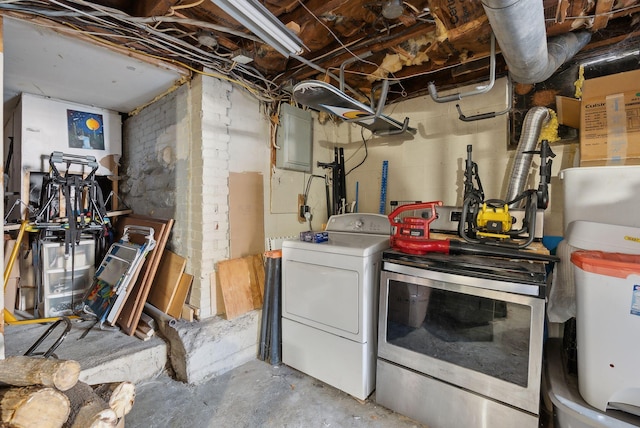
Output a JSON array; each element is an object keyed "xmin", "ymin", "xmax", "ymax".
[{"xmin": 1, "ymin": 0, "xmax": 639, "ymax": 112}]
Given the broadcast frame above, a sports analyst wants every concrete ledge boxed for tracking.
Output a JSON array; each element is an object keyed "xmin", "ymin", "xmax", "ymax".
[
  {"xmin": 160, "ymin": 310, "xmax": 260, "ymax": 384},
  {"xmin": 79, "ymin": 340, "xmax": 167, "ymax": 385},
  {"xmin": 4, "ymin": 320, "xmax": 168, "ymax": 385}
]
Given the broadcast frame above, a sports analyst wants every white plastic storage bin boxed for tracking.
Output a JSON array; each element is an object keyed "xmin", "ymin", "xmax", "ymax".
[
  {"xmin": 566, "ymin": 221, "xmax": 640, "ymax": 254},
  {"xmin": 40, "ymin": 239, "xmax": 95, "ymax": 317},
  {"xmin": 560, "ymin": 166, "xmax": 640, "ymax": 232},
  {"xmin": 571, "ymin": 250, "xmax": 640, "ymax": 416},
  {"xmin": 43, "ymin": 239, "xmax": 95, "ymax": 269}
]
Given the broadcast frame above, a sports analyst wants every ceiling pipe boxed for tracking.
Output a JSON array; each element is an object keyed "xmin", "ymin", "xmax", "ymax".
[{"xmin": 481, "ymin": 0, "xmax": 592, "ymax": 84}]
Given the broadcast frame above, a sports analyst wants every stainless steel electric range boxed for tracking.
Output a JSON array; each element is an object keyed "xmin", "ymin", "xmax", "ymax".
[{"xmin": 376, "ymin": 249, "xmax": 548, "ymax": 428}]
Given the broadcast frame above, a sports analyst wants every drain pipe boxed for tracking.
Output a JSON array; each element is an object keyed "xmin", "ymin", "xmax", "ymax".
[
  {"xmin": 505, "ymin": 106, "xmax": 550, "ymax": 207},
  {"xmin": 481, "ymin": 0, "xmax": 591, "ymax": 84}
]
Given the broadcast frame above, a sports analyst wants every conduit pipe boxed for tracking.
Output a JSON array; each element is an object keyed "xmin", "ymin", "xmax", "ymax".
[
  {"xmin": 481, "ymin": 0, "xmax": 592, "ymax": 84},
  {"xmin": 505, "ymin": 106, "xmax": 550, "ymax": 207}
]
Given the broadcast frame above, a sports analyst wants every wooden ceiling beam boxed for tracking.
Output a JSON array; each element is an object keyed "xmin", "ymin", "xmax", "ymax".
[
  {"xmin": 592, "ymin": 0, "xmax": 615, "ymax": 30},
  {"xmin": 133, "ymin": 0, "xmax": 181, "ymax": 17}
]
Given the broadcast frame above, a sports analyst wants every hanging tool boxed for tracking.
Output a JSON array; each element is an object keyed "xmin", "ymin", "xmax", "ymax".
[
  {"xmin": 531, "ymin": 139, "xmax": 555, "ymax": 210},
  {"xmin": 460, "ymin": 144, "xmax": 484, "ymax": 238},
  {"xmin": 458, "ymin": 142, "xmax": 554, "ymax": 249},
  {"xmin": 317, "ymin": 148, "xmax": 347, "ymax": 216}
]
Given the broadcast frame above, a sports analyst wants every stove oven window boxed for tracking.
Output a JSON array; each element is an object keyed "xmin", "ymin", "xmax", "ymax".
[{"xmin": 386, "ymin": 279, "xmax": 531, "ymax": 387}]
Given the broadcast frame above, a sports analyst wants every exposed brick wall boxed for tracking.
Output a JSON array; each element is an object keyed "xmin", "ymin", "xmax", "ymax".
[{"xmin": 122, "ymin": 74, "xmax": 232, "ymax": 318}]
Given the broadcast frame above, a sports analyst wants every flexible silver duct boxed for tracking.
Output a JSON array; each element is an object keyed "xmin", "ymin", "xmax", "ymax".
[
  {"xmin": 505, "ymin": 106, "xmax": 550, "ymax": 207},
  {"xmin": 481, "ymin": 0, "xmax": 591, "ymax": 84}
]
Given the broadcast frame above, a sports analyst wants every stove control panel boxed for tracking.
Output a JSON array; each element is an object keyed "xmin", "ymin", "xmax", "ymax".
[{"xmin": 326, "ymin": 213, "xmax": 391, "ymax": 235}]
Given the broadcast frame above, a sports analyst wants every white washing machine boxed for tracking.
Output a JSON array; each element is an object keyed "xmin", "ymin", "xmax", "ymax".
[{"xmin": 281, "ymin": 213, "xmax": 391, "ymax": 400}]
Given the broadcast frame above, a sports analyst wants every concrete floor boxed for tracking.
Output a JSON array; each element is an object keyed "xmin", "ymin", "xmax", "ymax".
[
  {"xmin": 127, "ymin": 360, "xmax": 426, "ymax": 428},
  {"xmin": 3, "ymin": 320, "xmax": 424, "ymax": 428}
]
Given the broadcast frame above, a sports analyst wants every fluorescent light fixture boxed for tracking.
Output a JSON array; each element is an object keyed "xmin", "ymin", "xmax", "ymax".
[{"xmin": 212, "ymin": 0, "xmax": 305, "ymax": 57}]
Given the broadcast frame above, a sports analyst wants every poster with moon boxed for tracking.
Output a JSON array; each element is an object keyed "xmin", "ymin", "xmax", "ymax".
[{"xmin": 67, "ymin": 109, "xmax": 105, "ymax": 150}]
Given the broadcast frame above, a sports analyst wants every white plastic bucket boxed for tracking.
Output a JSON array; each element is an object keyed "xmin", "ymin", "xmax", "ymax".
[{"xmin": 571, "ymin": 250, "xmax": 640, "ymax": 415}]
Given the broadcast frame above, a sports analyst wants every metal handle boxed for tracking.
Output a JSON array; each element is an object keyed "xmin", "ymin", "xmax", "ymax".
[{"xmin": 428, "ymin": 33, "xmax": 496, "ymax": 103}]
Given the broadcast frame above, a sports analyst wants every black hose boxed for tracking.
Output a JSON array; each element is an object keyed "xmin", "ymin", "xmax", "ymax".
[
  {"xmin": 258, "ymin": 256, "xmax": 272, "ymax": 361},
  {"xmin": 269, "ymin": 256, "xmax": 282, "ymax": 365}
]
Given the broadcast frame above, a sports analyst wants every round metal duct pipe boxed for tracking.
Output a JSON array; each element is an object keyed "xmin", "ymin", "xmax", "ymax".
[
  {"xmin": 505, "ymin": 106, "xmax": 550, "ymax": 207},
  {"xmin": 481, "ymin": 0, "xmax": 591, "ymax": 84}
]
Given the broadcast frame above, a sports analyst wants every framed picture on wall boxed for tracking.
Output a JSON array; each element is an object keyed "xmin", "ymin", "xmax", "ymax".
[{"xmin": 67, "ymin": 109, "xmax": 105, "ymax": 150}]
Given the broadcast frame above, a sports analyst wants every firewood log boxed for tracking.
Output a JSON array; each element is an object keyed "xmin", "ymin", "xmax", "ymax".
[
  {"xmin": 92, "ymin": 382, "xmax": 135, "ymax": 418},
  {"xmin": 0, "ymin": 357, "xmax": 80, "ymax": 392},
  {"xmin": 62, "ymin": 382, "xmax": 117, "ymax": 428},
  {"xmin": 0, "ymin": 386, "xmax": 70, "ymax": 428}
]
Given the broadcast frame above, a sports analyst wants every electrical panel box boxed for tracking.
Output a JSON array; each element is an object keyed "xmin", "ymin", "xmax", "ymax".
[{"xmin": 276, "ymin": 103, "xmax": 313, "ymax": 173}]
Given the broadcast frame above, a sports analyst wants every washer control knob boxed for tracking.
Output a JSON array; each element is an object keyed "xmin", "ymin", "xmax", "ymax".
[{"xmin": 354, "ymin": 219, "xmax": 364, "ymax": 230}]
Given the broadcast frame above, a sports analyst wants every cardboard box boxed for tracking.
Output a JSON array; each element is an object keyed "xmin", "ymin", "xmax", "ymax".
[
  {"xmin": 580, "ymin": 69, "xmax": 640, "ymax": 166},
  {"xmin": 3, "ymin": 238, "xmax": 20, "ymax": 279},
  {"xmin": 5, "ymin": 278, "xmax": 18, "ymax": 314},
  {"xmin": 556, "ymin": 96, "xmax": 581, "ymax": 129},
  {"xmin": 18, "ymin": 286, "xmax": 36, "ymax": 312}
]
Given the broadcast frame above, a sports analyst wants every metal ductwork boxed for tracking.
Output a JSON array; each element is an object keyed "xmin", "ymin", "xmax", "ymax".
[
  {"xmin": 481, "ymin": 0, "xmax": 592, "ymax": 84},
  {"xmin": 505, "ymin": 106, "xmax": 550, "ymax": 207}
]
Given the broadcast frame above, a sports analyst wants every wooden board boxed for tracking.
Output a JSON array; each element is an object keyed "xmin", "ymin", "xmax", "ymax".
[
  {"xmin": 217, "ymin": 258, "xmax": 255, "ymax": 320},
  {"xmin": 248, "ymin": 254, "xmax": 264, "ymax": 308},
  {"xmin": 116, "ymin": 215, "xmax": 174, "ymax": 335},
  {"xmin": 147, "ymin": 250, "xmax": 186, "ymax": 314},
  {"xmin": 167, "ymin": 273, "xmax": 193, "ymax": 319},
  {"xmin": 229, "ymin": 172, "xmax": 265, "ymax": 259}
]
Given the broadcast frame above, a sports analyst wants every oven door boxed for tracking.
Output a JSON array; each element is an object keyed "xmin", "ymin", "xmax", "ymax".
[{"xmin": 378, "ymin": 267, "xmax": 545, "ymax": 414}]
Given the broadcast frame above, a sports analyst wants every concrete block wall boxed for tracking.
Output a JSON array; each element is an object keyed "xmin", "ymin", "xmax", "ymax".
[
  {"xmin": 186, "ymin": 75, "xmax": 232, "ymax": 318},
  {"xmin": 122, "ymin": 86, "xmax": 184, "ymax": 221},
  {"xmin": 122, "ymin": 74, "xmax": 233, "ymax": 318}
]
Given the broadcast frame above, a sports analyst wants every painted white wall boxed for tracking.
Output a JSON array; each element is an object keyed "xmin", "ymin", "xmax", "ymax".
[
  {"xmin": 227, "ymin": 81, "xmax": 575, "ymax": 243},
  {"xmin": 6, "ymin": 93, "xmax": 122, "ymax": 219},
  {"xmin": 302, "ymin": 78, "xmax": 579, "ymax": 237},
  {"xmin": 267, "ymin": 110, "xmax": 337, "ymax": 239},
  {"xmin": 228, "ymin": 89, "xmax": 270, "ymax": 174},
  {"xmin": 15, "ymin": 93, "xmax": 121, "ymax": 175}
]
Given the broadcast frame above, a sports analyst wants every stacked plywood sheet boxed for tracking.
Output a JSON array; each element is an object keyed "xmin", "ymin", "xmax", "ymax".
[
  {"xmin": 217, "ymin": 254, "xmax": 265, "ymax": 320},
  {"xmin": 115, "ymin": 215, "xmax": 174, "ymax": 336},
  {"xmin": 147, "ymin": 250, "xmax": 193, "ymax": 319}
]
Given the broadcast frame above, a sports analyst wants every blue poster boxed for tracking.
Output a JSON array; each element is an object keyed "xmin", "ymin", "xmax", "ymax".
[{"xmin": 67, "ymin": 109, "xmax": 105, "ymax": 150}]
